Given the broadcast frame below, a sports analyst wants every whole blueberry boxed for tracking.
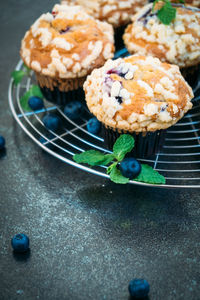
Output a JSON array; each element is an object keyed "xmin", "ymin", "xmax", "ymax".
[
  {"xmin": 28, "ymin": 96, "xmax": 44, "ymax": 111},
  {"xmin": 11, "ymin": 234, "xmax": 29, "ymax": 253},
  {"xmin": 119, "ymin": 158, "xmax": 141, "ymax": 179},
  {"xmin": 42, "ymin": 114, "xmax": 61, "ymax": 131},
  {"xmin": 128, "ymin": 279, "xmax": 150, "ymax": 299},
  {"xmin": 64, "ymin": 101, "xmax": 83, "ymax": 120},
  {"xmin": 0, "ymin": 135, "xmax": 5, "ymax": 150},
  {"xmin": 86, "ymin": 117, "xmax": 101, "ymax": 134}
]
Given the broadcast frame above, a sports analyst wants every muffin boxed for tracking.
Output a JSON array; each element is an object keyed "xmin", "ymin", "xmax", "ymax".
[
  {"xmin": 61, "ymin": 0, "xmax": 148, "ymax": 49},
  {"xmin": 84, "ymin": 55, "xmax": 194, "ymax": 158},
  {"xmin": 20, "ymin": 4, "xmax": 114, "ymax": 105},
  {"xmin": 123, "ymin": 3, "xmax": 200, "ymax": 85},
  {"xmin": 175, "ymin": 0, "xmax": 200, "ymax": 7}
]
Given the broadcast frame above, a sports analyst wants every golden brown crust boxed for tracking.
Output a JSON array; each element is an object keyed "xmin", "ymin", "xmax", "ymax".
[
  {"xmin": 84, "ymin": 55, "xmax": 193, "ymax": 132},
  {"xmin": 123, "ymin": 3, "xmax": 200, "ymax": 68},
  {"xmin": 20, "ymin": 4, "xmax": 114, "ymax": 79},
  {"xmin": 61, "ymin": 0, "xmax": 148, "ymax": 28}
]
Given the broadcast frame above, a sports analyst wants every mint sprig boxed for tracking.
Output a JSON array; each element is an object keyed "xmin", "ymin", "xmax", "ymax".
[
  {"xmin": 11, "ymin": 64, "xmax": 31, "ymax": 86},
  {"xmin": 153, "ymin": 0, "xmax": 184, "ymax": 25},
  {"xmin": 20, "ymin": 85, "xmax": 43, "ymax": 111},
  {"xmin": 73, "ymin": 134, "xmax": 166, "ymax": 185},
  {"xmin": 135, "ymin": 164, "xmax": 166, "ymax": 184},
  {"xmin": 74, "ymin": 150, "xmax": 114, "ymax": 166},
  {"xmin": 113, "ymin": 134, "xmax": 134, "ymax": 161}
]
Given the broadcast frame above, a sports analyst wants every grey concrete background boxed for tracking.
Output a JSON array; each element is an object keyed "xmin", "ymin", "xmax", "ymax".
[{"xmin": 0, "ymin": 1, "xmax": 200, "ymax": 299}]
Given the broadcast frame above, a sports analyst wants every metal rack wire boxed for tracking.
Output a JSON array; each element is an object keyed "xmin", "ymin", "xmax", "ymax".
[{"xmin": 8, "ymin": 50, "xmax": 200, "ymax": 188}]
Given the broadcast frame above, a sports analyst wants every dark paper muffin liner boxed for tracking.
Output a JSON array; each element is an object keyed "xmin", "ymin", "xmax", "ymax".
[
  {"xmin": 102, "ymin": 125, "xmax": 166, "ymax": 158},
  {"xmin": 181, "ymin": 65, "xmax": 200, "ymax": 88},
  {"xmin": 39, "ymin": 85, "xmax": 85, "ymax": 106},
  {"xmin": 35, "ymin": 72, "xmax": 86, "ymax": 106},
  {"xmin": 114, "ymin": 25, "xmax": 127, "ymax": 51}
]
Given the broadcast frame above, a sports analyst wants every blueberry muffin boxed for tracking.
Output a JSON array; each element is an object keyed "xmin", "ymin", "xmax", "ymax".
[
  {"xmin": 20, "ymin": 4, "xmax": 114, "ymax": 105},
  {"xmin": 176, "ymin": 0, "xmax": 200, "ymax": 7},
  {"xmin": 84, "ymin": 55, "xmax": 194, "ymax": 158},
  {"xmin": 123, "ymin": 3, "xmax": 200, "ymax": 84},
  {"xmin": 61, "ymin": 0, "xmax": 148, "ymax": 28},
  {"xmin": 61, "ymin": 0, "xmax": 148, "ymax": 49}
]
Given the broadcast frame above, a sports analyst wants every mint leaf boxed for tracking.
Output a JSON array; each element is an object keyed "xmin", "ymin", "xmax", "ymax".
[
  {"xmin": 110, "ymin": 165, "xmax": 129, "ymax": 184},
  {"xmin": 107, "ymin": 162, "xmax": 118, "ymax": 174},
  {"xmin": 178, "ymin": 0, "xmax": 185, "ymax": 3},
  {"xmin": 20, "ymin": 85, "xmax": 43, "ymax": 111},
  {"xmin": 73, "ymin": 150, "xmax": 114, "ymax": 166},
  {"xmin": 11, "ymin": 64, "xmax": 31, "ymax": 85},
  {"xmin": 135, "ymin": 164, "xmax": 166, "ymax": 184},
  {"xmin": 157, "ymin": 1, "xmax": 176, "ymax": 25},
  {"xmin": 113, "ymin": 134, "xmax": 135, "ymax": 161},
  {"xmin": 11, "ymin": 70, "xmax": 26, "ymax": 85}
]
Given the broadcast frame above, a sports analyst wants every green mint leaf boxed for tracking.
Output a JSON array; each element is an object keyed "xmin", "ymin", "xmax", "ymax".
[
  {"xmin": 20, "ymin": 85, "xmax": 43, "ymax": 111},
  {"xmin": 113, "ymin": 134, "xmax": 135, "ymax": 161},
  {"xmin": 157, "ymin": 1, "xmax": 176, "ymax": 25},
  {"xmin": 110, "ymin": 165, "xmax": 129, "ymax": 184},
  {"xmin": 135, "ymin": 164, "xmax": 166, "ymax": 184},
  {"xmin": 101, "ymin": 154, "xmax": 115, "ymax": 165},
  {"xmin": 11, "ymin": 70, "xmax": 26, "ymax": 85},
  {"xmin": 107, "ymin": 162, "xmax": 118, "ymax": 174},
  {"xmin": 73, "ymin": 150, "xmax": 114, "ymax": 166},
  {"xmin": 178, "ymin": 0, "xmax": 185, "ymax": 3}
]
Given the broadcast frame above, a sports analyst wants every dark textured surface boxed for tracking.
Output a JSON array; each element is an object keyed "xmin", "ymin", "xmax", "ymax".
[{"xmin": 0, "ymin": 1, "xmax": 200, "ymax": 300}]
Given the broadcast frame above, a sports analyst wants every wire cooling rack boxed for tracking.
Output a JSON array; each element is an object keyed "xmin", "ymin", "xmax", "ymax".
[{"xmin": 8, "ymin": 49, "xmax": 200, "ymax": 188}]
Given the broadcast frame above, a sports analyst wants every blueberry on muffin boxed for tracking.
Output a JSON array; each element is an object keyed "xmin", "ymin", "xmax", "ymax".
[{"xmin": 84, "ymin": 55, "xmax": 194, "ymax": 157}]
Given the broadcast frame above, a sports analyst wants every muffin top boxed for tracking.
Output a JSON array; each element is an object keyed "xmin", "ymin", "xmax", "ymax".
[
  {"xmin": 61, "ymin": 0, "xmax": 148, "ymax": 28},
  {"xmin": 84, "ymin": 55, "xmax": 193, "ymax": 132},
  {"xmin": 180, "ymin": 0, "xmax": 200, "ymax": 7},
  {"xmin": 20, "ymin": 4, "xmax": 114, "ymax": 79},
  {"xmin": 123, "ymin": 3, "xmax": 200, "ymax": 68}
]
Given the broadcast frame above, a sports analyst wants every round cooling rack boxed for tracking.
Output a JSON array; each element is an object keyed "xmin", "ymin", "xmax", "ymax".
[{"xmin": 8, "ymin": 49, "xmax": 200, "ymax": 189}]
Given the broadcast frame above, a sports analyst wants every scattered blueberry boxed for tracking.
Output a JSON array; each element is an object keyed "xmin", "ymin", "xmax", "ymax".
[
  {"xmin": 28, "ymin": 96, "xmax": 44, "ymax": 111},
  {"xmin": 42, "ymin": 113, "xmax": 61, "ymax": 131},
  {"xmin": 0, "ymin": 135, "xmax": 5, "ymax": 150},
  {"xmin": 11, "ymin": 234, "xmax": 29, "ymax": 253},
  {"xmin": 86, "ymin": 117, "xmax": 101, "ymax": 134},
  {"xmin": 119, "ymin": 158, "xmax": 141, "ymax": 179},
  {"xmin": 64, "ymin": 101, "xmax": 83, "ymax": 120},
  {"xmin": 128, "ymin": 279, "xmax": 150, "ymax": 299}
]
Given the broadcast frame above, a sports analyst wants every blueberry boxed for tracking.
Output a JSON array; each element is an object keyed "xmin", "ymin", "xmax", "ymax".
[
  {"xmin": 11, "ymin": 234, "xmax": 29, "ymax": 253},
  {"xmin": 60, "ymin": 26, "xmax": 70, "ymax": 34},
  {"xmin": 116, "ymin": 96, "xmax": 123, "ymax": 104},
  {"xmin": 28, "ymin": 96, "xmax": 44, "ymax": 111},
  {"xmin": 86, "ymin": 117, "xmax": 101, "ymax": 134},
  {"xmin": 64, "ymin": 101, "xmax": 83, "ymax": 120},
  {"xmin": 42, "ymin": 113, "xmax": 61, "ymax": 131},
  {"xmin": 119, "ymin": 158, "xmax": 141, "ymax": 179},
  {"xmin": 0, "ymin": 135, "xmax": 5, "ymax": 150},
  {"xmin": 128, "ymin": 279, "xmax": 150, "ymax": 299}
]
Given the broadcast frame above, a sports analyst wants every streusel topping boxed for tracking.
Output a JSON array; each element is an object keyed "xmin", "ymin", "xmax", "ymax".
[
  {"xmin": 20, "ymin": 4, "xmax": 114, "ymax": 78},
  {"xmin": 123, "ymin": 3, "xmax": 200, "ymax": 68},
  {"xmin": 84, "ymin": 55, "xmax": 193, "ymax": 132},
  {"xmin": 61, "ymin": 0, "xmax": 148, "ymax": 27}
]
